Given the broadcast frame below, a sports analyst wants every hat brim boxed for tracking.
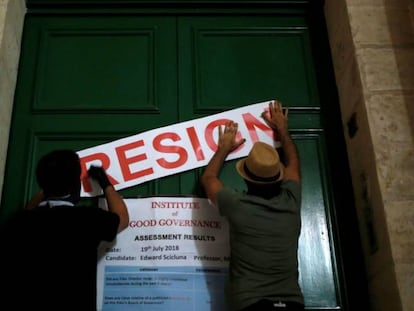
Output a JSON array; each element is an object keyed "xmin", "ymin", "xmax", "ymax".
[{"xmin": 236, "ymin": 158, "xmax": 284, "ymax": 184}]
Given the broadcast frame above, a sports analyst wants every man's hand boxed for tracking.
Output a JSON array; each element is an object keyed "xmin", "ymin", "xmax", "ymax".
[
  {"xmin": 261, "ymin": 100, "xmax": 288, "ymax": 134},
  {"xmin": 218, "ymin": 120, "xmax": 245, "ymax": 153},
  {"xmin": 88, "ymin": 165, "xmax": 112, "ymax": 190}
]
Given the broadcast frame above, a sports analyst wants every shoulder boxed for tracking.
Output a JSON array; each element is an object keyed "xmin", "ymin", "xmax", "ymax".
[
  {"xmin": 217, "ymin": 187, "xmax": 242, "ymax": 210},
  {"xmin": 280, "ymin": 180, "xmax": 301, "ymax": 201},
  {"xmin": 4, "ymin": 208, "xmax": 44, "ymax": 225},
  {"xmin": 74, "ymin": 204, "xmax": 118, "ymax": 218},
  {"xmin": 281, "ymin": 179, "xmax": 301, "ymax": 189},
  {"xmin": 218, "ymin": 186, "xmax": 237, "ymax": 195},
  {"xmin": 218, "ymin": 187, "xmax": 240, "ymax": 200}
]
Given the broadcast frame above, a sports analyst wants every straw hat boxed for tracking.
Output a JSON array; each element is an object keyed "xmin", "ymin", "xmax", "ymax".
[{"xmin": 236, "ymin": 142, "xmax": 284, "ymax": 184}]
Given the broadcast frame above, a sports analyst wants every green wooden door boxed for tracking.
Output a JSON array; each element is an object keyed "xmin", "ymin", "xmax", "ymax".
[{"xmin": 0, "ymin": 4, "xmax": 369, "ymax": 310}]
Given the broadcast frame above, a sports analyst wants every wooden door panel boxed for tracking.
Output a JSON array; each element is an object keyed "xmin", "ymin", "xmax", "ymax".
[
  {"xmin": 178, "ymin": 15, "xmax": 319, "ymax": 123},
  {"xmin": 30, "ymin": 16, "xmax": 176, "ymax": 115},
  {"xmin": 298, "ymin": 134, "xmax": 339, "ymax": 307}
]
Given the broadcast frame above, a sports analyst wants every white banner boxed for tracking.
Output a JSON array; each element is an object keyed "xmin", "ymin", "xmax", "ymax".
[
  {"xmin": 78, "ymin": 100, "xmax": 279, "ymax": 196},
  {"xmin": 97, "ymin": 197, "xmax": 230, "ymax": 311}
]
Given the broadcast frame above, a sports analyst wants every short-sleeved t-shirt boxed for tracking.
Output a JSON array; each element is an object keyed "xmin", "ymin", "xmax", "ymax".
[
  {"xmin": 0, "ymin": 203, "xmax": 120, "ymax": 310},
  {"xmin": 217, "ymin": 180, "xmax": 303, "ymax": 311}
]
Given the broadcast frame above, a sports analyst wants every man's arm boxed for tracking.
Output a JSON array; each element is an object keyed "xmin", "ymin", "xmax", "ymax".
[
  {"xmin": 262, "ymin": 100, "xmax": 300, "ymax": 183},
  {"xmin": 102, "ymin": 185, "xmax": 129, "ymax": 232},
  {"xmin": 88, "ymin": 166, "xmax": 129, "ymax": 232},
  {"xmin": 200, "ymin": 120, "xmax": 245, "ymax": 206},
  {"xmin": 25, "ymin": 190, "xmax": 44, "ymax": 209}
]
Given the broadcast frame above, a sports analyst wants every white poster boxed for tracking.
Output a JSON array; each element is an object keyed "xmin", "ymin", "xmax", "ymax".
[
  {"xmin": 78, "ymin": 100, "xmax": 279, "ymax": 196},
  {"xmin": 97, "ymin": 197, "xmax": 230, "ymax": 311}
]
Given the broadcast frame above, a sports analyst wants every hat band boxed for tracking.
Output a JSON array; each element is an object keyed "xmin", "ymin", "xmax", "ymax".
[{"xmin": 244, "ymin": 162, "xmax": 280, "ymax": 182}]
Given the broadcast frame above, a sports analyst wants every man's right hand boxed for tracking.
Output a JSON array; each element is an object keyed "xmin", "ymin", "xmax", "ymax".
[{"xmin": 88, "ymin": 165, "xmax": 112, "ymax": 190}]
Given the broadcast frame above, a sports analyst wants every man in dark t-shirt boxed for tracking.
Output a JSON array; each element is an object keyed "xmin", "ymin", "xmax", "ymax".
[
  {"xmin": 201, "ymin": 100, "xmax": 304, "ymax": 311},
  {"xmin": 0, "ymin": 149, "xmax": 129, "ymax": 310}
]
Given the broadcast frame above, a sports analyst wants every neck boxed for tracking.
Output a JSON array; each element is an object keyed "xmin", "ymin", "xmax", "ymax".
[{"xmin": 246, "ymin": 182, "xmax": 281, "ymax": 199}]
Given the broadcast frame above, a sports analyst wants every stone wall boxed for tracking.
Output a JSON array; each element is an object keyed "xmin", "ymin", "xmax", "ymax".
[
  {"xmin": 0, "ymin": 0, "xmax": 25, "ymax": 202},
  {"xmin": 324, "ymin": 0, "xmax": 414, "ymax": 310}
]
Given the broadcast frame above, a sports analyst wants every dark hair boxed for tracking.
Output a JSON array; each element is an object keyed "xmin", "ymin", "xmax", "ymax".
[{"xmin": 36, "ymin": 150, "xmax": 81, "ymax": 198}]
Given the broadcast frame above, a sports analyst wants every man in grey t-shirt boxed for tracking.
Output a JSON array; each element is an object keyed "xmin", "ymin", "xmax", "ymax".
[{"xmin": 200, "ymin": 100, "xmax": 304, "ymax": 311}]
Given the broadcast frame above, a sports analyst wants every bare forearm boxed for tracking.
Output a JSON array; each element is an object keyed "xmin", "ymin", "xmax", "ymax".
[
  {"xmin": 26, "ymin": 190, "xmax": 44, "ymax": 209},
  {"xmin": 202, "ymin": 148, "xmax": 228, "ymax": 180},
  {"xmin": 279, "ymin": 129, "xmax": 298, "ymax": 163},
  {"xmin": 103, "ymin": 186, "xmax": 129, "ymax": 232},
  {"xmin": 200, "ymin": 147, "xmax": 229, "ymax": 205},
  {"xmin": 262, "ymin": 100, "xmax": 300, "ymax": 181},
  {"xmin": 277, "ymin": 127, "xmax": 301, "ymax": 181}
]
